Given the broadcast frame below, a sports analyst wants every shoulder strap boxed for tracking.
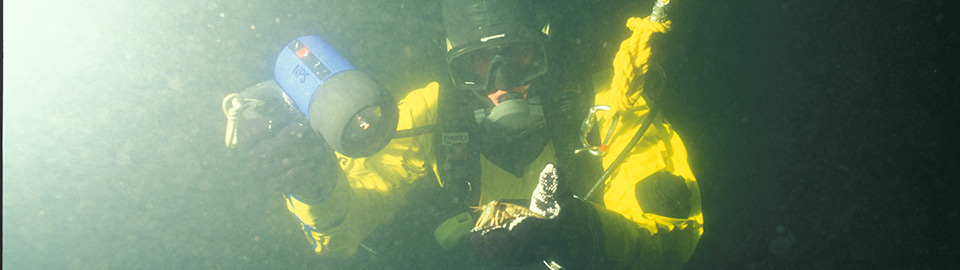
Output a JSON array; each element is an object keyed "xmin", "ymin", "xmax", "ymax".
[{"xmin": 433, "ymin": 74, "xmax": 483, "ymax": 207}]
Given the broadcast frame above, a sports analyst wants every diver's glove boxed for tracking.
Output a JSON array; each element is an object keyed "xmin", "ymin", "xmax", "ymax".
[
  {"xmin": 235, "ymin": 81, "xmax": 339, "ymax": 199},
  {"xmin": 470, "ymin": 164, "xmax": 605, "ymax": 269}
]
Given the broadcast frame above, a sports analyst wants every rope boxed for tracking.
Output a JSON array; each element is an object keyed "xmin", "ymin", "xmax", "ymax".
[
  {"xmin": 608, "ymin": 17, "xmax": 671, "ymax": 112},
  {"xmin": 221, "ymin": 93, "xmax": 264, "ymax": 148}
]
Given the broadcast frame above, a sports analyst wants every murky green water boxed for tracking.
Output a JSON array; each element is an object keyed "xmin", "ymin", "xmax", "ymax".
[{"xmin": 4, "ymin": 0, "xmax": 956, "ymax": 269}]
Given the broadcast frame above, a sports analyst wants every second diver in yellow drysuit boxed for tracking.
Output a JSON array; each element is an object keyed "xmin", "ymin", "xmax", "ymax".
[{"xmin": 242, "ymin": 0, "xmax": 702, "ymax": 269}]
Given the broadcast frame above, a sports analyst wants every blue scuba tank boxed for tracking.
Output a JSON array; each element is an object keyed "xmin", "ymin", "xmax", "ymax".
[{"xmin": 274, "ymin": 35, "xmax": 398, "ymax": 158}]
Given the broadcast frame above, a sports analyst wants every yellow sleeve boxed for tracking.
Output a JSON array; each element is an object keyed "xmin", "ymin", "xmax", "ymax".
[
  {"xmin": 284, "ymin": 82, "xmax": 440, "ymax": 256},
  {"xmin": 592, "ymin": 17, "xmax": 704, "ymax": 269}
]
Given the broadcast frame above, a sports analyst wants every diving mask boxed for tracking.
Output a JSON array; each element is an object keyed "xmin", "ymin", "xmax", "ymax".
[{"xmin": 449, "ymin": 40, "xmax": 548, "ymax": 93}]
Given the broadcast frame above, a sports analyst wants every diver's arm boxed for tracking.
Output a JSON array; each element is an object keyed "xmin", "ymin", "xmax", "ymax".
[
  {"xmin": 595, "ymin": 6, "xmax": 672, "ymax": 112},
  {"xmin": 282, "ymin": 83, "xmax": 440, "ymax": 256},
  {"xmin": 588, "ymin": 3, "xmax": 704, "ymax": 269},
  {"xmin": 589, "ymin": 155, "xmax": 704, "ymax": 269},
  {"xmin": 557, "ymin": 121, "xmax": 703, "ymax": 269}
]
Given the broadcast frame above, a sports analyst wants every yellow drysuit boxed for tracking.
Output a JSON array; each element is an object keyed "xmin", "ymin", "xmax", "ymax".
[{"xmin": 284, "ymin": 16, "xmax": 702, "ymax": 269}]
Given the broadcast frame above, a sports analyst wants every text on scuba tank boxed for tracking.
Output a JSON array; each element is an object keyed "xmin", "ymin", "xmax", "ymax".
[{"xmin": 292, "ymin": 64, "xmax": 310, "ymax": 83}]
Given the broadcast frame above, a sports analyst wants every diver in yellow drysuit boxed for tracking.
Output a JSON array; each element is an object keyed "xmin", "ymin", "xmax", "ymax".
[{"xmin": 232, "ymin": 0, "xmax": 702, "ymax": 269}]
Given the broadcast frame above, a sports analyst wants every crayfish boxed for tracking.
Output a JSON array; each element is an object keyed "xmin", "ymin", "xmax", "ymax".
[{"xmin": 472, "ymin": 200, "xmax": 546, "ymax": 229}]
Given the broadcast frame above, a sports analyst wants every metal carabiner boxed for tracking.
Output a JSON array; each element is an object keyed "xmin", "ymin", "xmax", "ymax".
[
  {"xmin": 649, "ymin": 0, "xmax": 671, "ymax": 23},
  {"xmin": 574, "ymin": 105, "xmax": 610, "ymax": 156}
]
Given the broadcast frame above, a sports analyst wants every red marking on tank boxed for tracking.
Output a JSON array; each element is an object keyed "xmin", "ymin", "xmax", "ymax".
[{"xmin": 296, "ymin": 47, "xmax": 310, "ymax": 58}]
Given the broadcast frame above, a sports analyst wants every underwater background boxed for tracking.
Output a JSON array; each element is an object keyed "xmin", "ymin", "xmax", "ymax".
[{"xmin": 4, "ymin": 0, "xmax": 958, "ymax": 269}]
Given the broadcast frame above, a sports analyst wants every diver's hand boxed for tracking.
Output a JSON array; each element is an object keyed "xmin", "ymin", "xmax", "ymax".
[
  {"xmin": 469, "ymin": 164, "xmax": 603, "ymax": 268},
  {"xmin": 242, "ymin": 117, "xmax": 339, "ymax": 198},
  {"xmin": 468, "ymin": 164, "xmax": 564, "ymax": 266},
  {"xmin": 243, "ymin": 119, "xmax": 311, "ymax": 178},
  {"xmin": 247, "ymin": 121, "xmax": 343, "ymax": 202},
  {"xmin": 233, "ymin": 81, "xmax": 338, "ymax": 197},
  {"xmin": 469, "ymin": 214, "xmax": 556, "ymax": 266}
]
